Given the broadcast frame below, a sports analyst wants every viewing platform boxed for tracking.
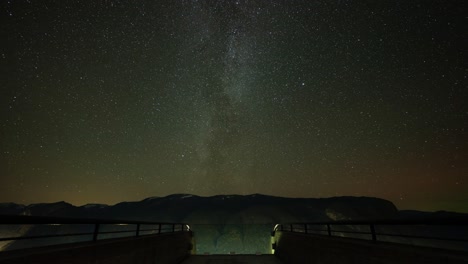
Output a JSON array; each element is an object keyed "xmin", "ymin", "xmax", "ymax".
[{"xmin": 0, "ymin": 215, "xmax": 467, "ymax": 263}]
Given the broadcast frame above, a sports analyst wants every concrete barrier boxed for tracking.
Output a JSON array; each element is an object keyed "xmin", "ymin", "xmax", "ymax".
[
  {"xmin": 273, "ymin": 231, "xmax": 468, "ymax": 264},
  {"xmin": 0, "ymin": 232, "xmax": 193, "ymax": 264}
]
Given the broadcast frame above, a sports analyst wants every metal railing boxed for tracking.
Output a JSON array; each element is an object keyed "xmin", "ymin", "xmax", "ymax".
[
  {"xmin": 0, "ymin": 215, "xmax": 190, "ymax": 250},
  {"xmin": 272, "ymin": 219, "xmax": 468, "ymax": 251}
]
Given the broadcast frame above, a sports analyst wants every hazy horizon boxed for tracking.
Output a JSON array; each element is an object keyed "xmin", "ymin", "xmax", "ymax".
[{"xmin": 3, "ymin": 193, "xmax": 467, "ymax": 214}]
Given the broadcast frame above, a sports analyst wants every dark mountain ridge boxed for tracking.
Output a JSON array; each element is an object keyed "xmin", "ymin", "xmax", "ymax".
[{"xmin": 0, "ymin": 194, "xmax": 398, "ymax": 223}]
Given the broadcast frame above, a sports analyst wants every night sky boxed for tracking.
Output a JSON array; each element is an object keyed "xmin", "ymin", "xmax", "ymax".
[{"xmin": 1, "ymin": 1, "xmax": 467, "ymax": 212}]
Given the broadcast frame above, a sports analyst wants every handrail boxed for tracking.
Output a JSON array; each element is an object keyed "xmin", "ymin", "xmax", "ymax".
[
  {"xmin": 0, "ymin": 215, "xmax": 190, "ymax": 247},
  {"xmin": 0, "ymin": 215, "xmax": 188, "ymax": 225},
  {"xmin": 273, "ymin": 219, "xmax": 468, "ymax": 246},
  {"xmin": 279, "ymin": 218, "xmax": 468, "ymax": 226}
]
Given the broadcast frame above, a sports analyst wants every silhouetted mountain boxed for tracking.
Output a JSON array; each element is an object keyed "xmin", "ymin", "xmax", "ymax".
[
  {"xmin": 0, "ymin": 203, "xmax": 25, "ymax": 216},
  {"xmin": 24, "ymin": 201, "xmax": 77, "ymax": 217},
  {"xmin": 0, "ymin": 194, "xmax": 398, "ymax": 223},
  {"xmin": 398, "ymin": 210, "xmax": 468, "ymax": 221}
]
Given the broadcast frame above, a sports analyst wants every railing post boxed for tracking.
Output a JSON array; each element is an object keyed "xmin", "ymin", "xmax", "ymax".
[
  {"xmin": 370, "ymin": 224, "xmax": 377, "ymax": 242},
  {"xmin": 136, "ymin": 223, "xmax": 140, "ymax": 237},
  {"xmin": 158, "ymin": 223, "xmax": 162, "ymax": 234},
  {"xmin": 93, "ymin": 223, "xmax": 100, "ymax": 241},
  {"xmin": 304, "ymin": 224, "xmax": 308, "ymax": 234},
  {"xmin": 290, "ymin": 224, "xmax": 293, "ymax": 232},
  {"xmin": 172, "ymin": 224, "xmax": 175, "ymax": 233},
  {"xmin": 327, "ymin": 224, "xmax": 331, "ymax": 236},
  {"xmin": 181, "ymin": 224, "xmax": 184, "ymax": 231}
]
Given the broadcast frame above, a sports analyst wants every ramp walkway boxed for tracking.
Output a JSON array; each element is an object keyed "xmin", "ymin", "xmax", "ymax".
[
  {"xmin": 1, "ymin": 215, "xmax": 468, "ymax": 263},
  {"xmin": 180, "ymin": 254, "xmax": 282, "ymax": 264}
]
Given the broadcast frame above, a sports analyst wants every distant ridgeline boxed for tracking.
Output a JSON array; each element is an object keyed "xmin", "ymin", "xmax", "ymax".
[
  {"xmin": 0, "ymin": 194, "xmax": 398, "ymax": 223},
  {"xmin": 1, "ymin": 195, "xmax": 401, "ymax": 254}
]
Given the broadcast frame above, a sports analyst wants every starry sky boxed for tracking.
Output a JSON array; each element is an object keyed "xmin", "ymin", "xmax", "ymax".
[{"xmin": 1, "ymin": 1, "xmax": 467, "ymax": 212}]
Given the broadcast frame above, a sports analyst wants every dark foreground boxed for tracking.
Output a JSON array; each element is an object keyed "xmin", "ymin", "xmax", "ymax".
[{"xmin": 180, "ymin": 255, "xmax": 283, "ymax": 264}]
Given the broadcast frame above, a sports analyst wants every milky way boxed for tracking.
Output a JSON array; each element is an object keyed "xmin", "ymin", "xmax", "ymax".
[{"xmin": 1, "ymin": 0, "xmax": 467, "ymax": 212}]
